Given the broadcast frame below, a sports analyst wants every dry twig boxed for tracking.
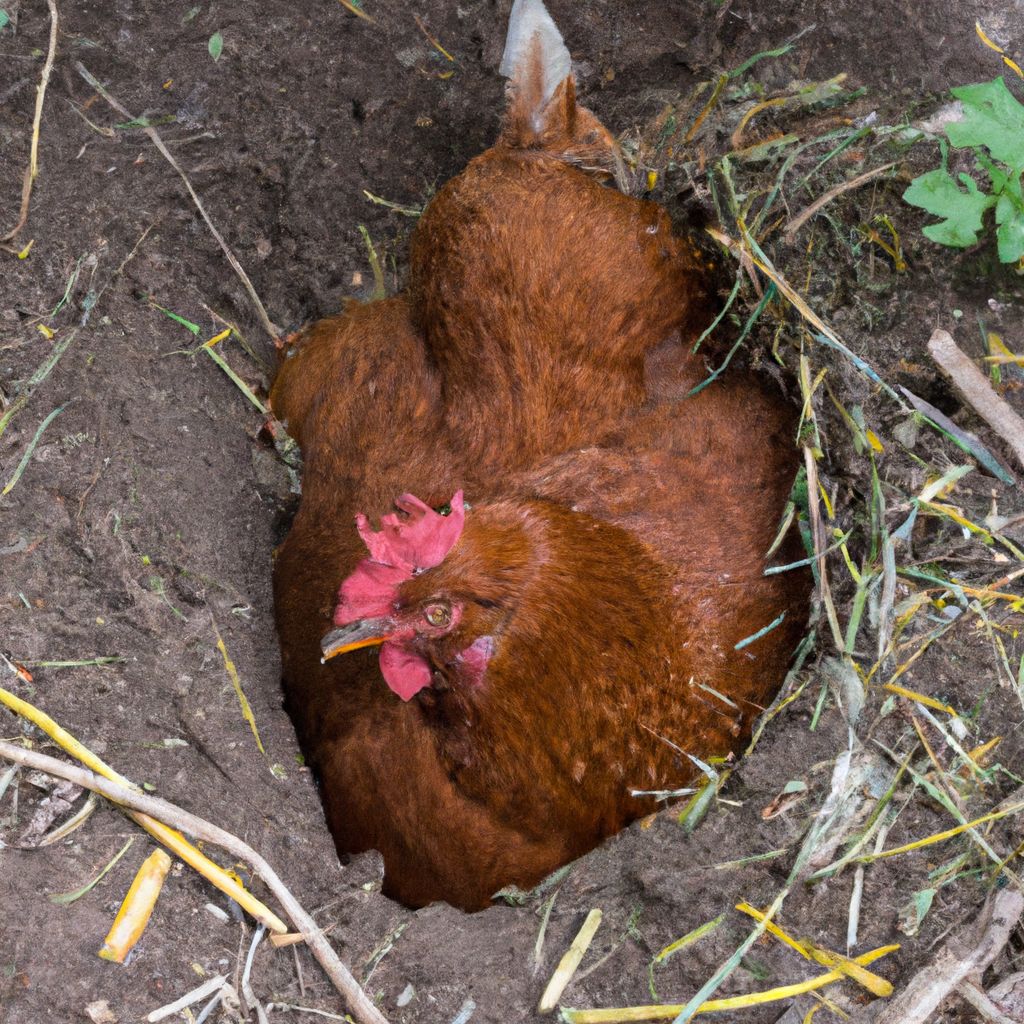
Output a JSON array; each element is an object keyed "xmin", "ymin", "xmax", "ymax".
[
  {"xmin": 958, "ymin": 980, "xmax": 1019, "ymax": 1024},
  {"xmin": 1, "ymin": 0, "xmax": 59, "ymax": 247},
  {"xmin": 146, "ymin": 974, "xmax": 228, "ymax": 1023},
  {"xmin": 0, "ymin": 684, "xmax": 287, "ymax": 932},
  {"xmin": 783, "ymin": 161, "xmax": 898, "ymax": 242},
  {"xmin": 74, "ymin": 61, "xmax": 281, "ymax": 345},
  {"xmin": 927, "ymin": 328, "xmax": 1024, "ymax": 473},
  {"xmin": 863, "ymin": 887, "xmax": 1024, "ymax": 1024},
  {"xmin": 0, "ymin": 741, "xmax": 388, "ymax": 1024}
]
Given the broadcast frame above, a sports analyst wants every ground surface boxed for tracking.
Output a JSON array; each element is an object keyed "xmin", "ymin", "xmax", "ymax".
[{"xmin": 2, "ymin": 2, "xmax": 1024, "ymax": 1023}]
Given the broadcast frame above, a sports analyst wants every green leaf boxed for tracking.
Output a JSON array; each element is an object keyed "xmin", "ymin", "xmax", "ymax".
[
  {"xmin": 948, "ymin": 78, "xmax": 1024, "ymax": 169},
  {"xmin": 149, "ymin": 300, "xmax": 201, "ymax": 335},
  {"xmin": 996, "ymin": 202, "xmax": 1024, "ymax": 262},
  {"xmin": 903, "ymin": 167, "xmax": 996, "ymax": 248},
  {"xmin": 897, "ymin": 887, "xmax": 936, "ymax": 937},
  {"xmin": 995, "ymin": 174, "xmax": 1024, "ymax": 262},
  {"xmin": 0, "ymin": 10, "xmax": 9, "ymax": 30},
  {"xmin": 49, "ymin": 838, "xmax": 134, "ymax": 906},
  {"xmin": 208, "ymin": 30, "xmax": 223, "ymax": 61}
]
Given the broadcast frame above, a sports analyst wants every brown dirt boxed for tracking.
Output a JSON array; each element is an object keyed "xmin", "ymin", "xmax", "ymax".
[{"xmin": 2, "ymin": 2, "xmax": 1024, "ymax": 1023}]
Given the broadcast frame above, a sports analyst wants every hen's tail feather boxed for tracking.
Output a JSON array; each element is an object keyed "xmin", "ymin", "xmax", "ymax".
[
  {"xmin": 499, "ymin": 0, "xmax": 570, "ymax": 124},
  {"xmin": 498, "ymin": 0, "xmax": 628, "ymax": 189}
]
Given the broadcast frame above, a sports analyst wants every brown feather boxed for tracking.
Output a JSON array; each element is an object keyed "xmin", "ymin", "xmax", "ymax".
[{"xmin": 270, "ymin": 6, "xmax": 809, "ymax": 911}]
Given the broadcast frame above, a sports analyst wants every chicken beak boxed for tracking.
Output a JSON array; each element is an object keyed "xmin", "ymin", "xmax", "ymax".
[{"xmin": 320, "ymin": 618, "xmax": 395, "ymax": 662}]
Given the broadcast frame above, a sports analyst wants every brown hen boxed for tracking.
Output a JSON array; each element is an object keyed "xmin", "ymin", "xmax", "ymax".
[{"xmin": 271, "ymin": 0, "xmax": 810, "ymax": 911}]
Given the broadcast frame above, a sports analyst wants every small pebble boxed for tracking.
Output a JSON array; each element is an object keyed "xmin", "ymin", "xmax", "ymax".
[{"xmin": 204, "ymin": 902, "xmax": 230, "ymax": 924}]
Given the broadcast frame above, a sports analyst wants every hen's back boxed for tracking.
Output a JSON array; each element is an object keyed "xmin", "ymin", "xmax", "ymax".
[
  {"xmin": 404, "ymin": 0, "xmax": 710, "ymax": 471},
  {"xmin": 512, "ymin": 355, "xmax": 808, "ymax": 750}
]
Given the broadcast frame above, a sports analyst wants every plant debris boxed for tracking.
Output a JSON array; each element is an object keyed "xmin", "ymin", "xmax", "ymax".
[{"xmin": 2, "ymin": 3, "xmax": 1024, "ymax": 1023}]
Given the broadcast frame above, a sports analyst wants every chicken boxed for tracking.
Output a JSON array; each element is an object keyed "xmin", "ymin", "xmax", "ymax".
[{"xmin": 270, "ymin": 0, "xmax": 809, "ymax": 911}]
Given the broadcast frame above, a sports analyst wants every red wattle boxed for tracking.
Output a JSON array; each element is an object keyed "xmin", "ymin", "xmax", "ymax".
[{"xmin": 379, "ymin": 642, "xmax": 433, "ymax": 701}]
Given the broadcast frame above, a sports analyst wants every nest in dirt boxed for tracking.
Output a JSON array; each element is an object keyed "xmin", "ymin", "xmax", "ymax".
[{"xmin": 3, "ymin": 29, "xmax": 1024, "ymax": 1024}]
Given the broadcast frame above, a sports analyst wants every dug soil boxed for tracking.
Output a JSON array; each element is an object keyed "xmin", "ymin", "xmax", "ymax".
[{"xmin": 2, "ymin": 2, "xmax": 1024, "ymax": 1023}]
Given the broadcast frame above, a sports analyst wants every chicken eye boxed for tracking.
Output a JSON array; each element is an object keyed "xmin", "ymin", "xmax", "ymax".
[{"xmin": 424, "ymin": 602, "xmax": 452, "ymax": 628}]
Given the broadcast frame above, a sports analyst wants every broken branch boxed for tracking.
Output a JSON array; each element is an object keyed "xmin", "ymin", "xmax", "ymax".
[
  {"xmin": 927, "ymin": 328, "xmax": 1024, "ymax": 473},
  {"xmin": 865, "ymin": 887, "xmax": 1024, "ymax": 1024},
  {"xmin": 0, "ymin": 741, "xmax": 389, "ymax": 1024}
]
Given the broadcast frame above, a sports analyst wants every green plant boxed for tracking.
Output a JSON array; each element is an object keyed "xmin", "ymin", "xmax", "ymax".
[{"xmin": 903, "ymin": 77, "xmax": 1024, "ymax": 264}]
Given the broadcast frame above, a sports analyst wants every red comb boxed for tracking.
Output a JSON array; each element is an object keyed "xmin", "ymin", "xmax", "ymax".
[
  {"xmin": 356, "ymin": 492, "xmax": 465, "ymax": 572},
  {"xmin": 334, "ymin": 492, "xmax": 465, "ymax": 626}
]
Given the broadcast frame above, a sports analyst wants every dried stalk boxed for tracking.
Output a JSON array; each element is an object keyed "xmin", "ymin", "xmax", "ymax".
[
  {"xmin": 783, "ymin": 161, "xmax": 898, "ymax": 242},
  {"xmin": 539, "ymin": 909, "xmax": 603, "ymax": 1014},
  {"xmin": 74, "ymin": 61, "xmax": 281, "ymax": 345},
  {"xmin": 1, "ymin": 0, "xmax": 59, "ymax": 245},
  {"xmin": 927, "ymin": 328, "xmax": 1024, "ymax": 473},
  {"xmin": 0, "ymin": 741, "xmax": 388, "ymax": 1024}
]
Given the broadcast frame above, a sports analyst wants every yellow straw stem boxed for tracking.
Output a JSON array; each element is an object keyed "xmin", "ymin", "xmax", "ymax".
[
  {"xmin": 132, "ymin": 811, "xmax": 286, "ymax": 932},
  {"xmin": 99, "ymin": 847, "xmax": 172, "ymax": 963},
  {"xmin": 213, "ymin": 622, "xmax": 266, "ymax": 755},
  {"xmin": 539, "ymin": 909, "xmax": 603, "ymax": 1014},
  {"xmin": 560, "ymin": 945, "xmax": 899, "ymax": 1022},
  {"xmin": 808, "ymin": 949, "xmax": 893, "ymax": 997},
  {"xmin": 861, "ymin": 800, "xmax": 1024, "ymax": 863},
  {"xmin": 0, "ymin": 685, "xmax": 134, "ymax": 788},
  {"xmin": 0, "ymin": 684, "xmax": 288, "ymax": 933},
  {"xmin": 736, "ymin": 903, "xmax": 894, "ymax": 996},
  {"xmin": 883, "ymin": 682, "xmax": 958, "ymax": 717},
  {"xmin": 202, "ymin": 328, "xmax": 232, "ymax": 348},
  {"xmin": 735, "ymin": 901, "xmax": 809, "ymax": 957},
  {"xmin": 975, "ymin": 21, "xmax": 1005, "ymax": 53}
]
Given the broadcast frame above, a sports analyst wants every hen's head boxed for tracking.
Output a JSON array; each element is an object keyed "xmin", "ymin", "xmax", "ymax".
[{"xmin": 322, "ymin": 492, "xmax": 520, "ymax": 701}]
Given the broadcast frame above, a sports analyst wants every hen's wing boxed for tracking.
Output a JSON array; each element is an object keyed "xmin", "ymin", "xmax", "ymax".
[
  {"xmin": 513, "ymin": 361, "xmax": 809, "ymax": 743},
  {"xmin": 270, "ymin": 296, "xmax": 441, "ymax": 484}
]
